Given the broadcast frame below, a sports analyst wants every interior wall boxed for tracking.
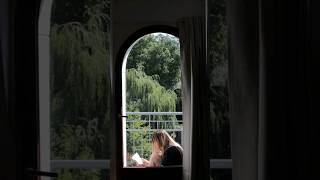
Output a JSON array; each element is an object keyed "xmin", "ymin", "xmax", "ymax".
[
  {"xmin": 111, "ymin": 0, "xmax": 205, "ymax": 61},
  {"xmin": 110, "ymin": 1, "xmax": 204, "ymax": 178}
]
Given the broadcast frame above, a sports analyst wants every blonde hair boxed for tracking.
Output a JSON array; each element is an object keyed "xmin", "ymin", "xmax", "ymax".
[{"xmin": 151, "ymin": 130, "xmax": 182, "ymax": 153}]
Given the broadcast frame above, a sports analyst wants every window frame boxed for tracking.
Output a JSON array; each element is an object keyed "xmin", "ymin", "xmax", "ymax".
[{"xmin": 114, "ymin": 25, "xmax": 181, "ymax": 175}]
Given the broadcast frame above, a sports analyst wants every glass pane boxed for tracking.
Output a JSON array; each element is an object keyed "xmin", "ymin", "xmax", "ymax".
[
  {"xmin": 49, "ymin": 0, "xmax": 111, "ymax": 178},
  {"xmin": 208, "ymin": 0, "xmax": 231, "ymax": 160},
  {"xmin": 208, "ymin": 0, "xmax": 232, "ymax": 178}
]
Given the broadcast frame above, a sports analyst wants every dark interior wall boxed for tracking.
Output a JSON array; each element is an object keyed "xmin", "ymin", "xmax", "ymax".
[
  {"xmin": 111, "ymin": 0, "xmax": 205, "ymax": 61},
  {"xmin": 308, "ymin": 0, "xmax": 320, "ymax": 177}
]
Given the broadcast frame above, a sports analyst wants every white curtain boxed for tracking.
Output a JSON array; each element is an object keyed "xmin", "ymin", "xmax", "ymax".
[{"xmin": 178, "ymin": 16, "xmax": 210, "ymax": 180}]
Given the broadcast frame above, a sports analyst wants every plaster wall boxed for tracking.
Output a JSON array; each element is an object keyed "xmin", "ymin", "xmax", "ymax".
[{"xmin": 111, "ymin": 0, "xmax": 205, "ymax": 62}]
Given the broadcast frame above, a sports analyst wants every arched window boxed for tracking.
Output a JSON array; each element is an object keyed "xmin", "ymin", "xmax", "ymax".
[{"xmin": 120, "ymin": 32, "xmax": 182, "ymax": 167}]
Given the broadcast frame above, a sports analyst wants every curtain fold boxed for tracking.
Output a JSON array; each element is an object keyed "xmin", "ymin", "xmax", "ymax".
[
  {"xmin": 227, "ymin": 0, "xmax": 313, "ymax": 180},
  {"xmin": 178, "ymin": 16, "xmax": 209, "ymax": 180},
  {"xmin": 0, "ymin": 0, "xmax": 9, "ymax": 112},
  {"xmin": 0, "ymin": 0, "xmax": 17, "ymax": 179},
  {"xmin": 226, "ymin": 1, "xmax": 259, "ymax": 180}
]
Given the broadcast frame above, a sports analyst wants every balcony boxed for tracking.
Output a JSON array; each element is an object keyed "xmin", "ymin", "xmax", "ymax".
[
  {"xmin": 50, "ymin": 112, "xmax": 232, "ymax": 179},
  {"xmin": 126, "ymin": 112, "xmax": 183, "ymax": 152}
]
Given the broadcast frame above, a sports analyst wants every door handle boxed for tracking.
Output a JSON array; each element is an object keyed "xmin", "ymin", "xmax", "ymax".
[
  {"xmin": 25, "ymin": 168, "xmax": 58, "ymax": 177},
  {"xmin": 118, "ymin": 114, "xmax": 128, "ymax": 118}
]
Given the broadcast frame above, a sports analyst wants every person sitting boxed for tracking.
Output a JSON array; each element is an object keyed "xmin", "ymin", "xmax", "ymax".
[{"xmin": 142, "ymin": 130, "xmax": 183, "ymax": 167}]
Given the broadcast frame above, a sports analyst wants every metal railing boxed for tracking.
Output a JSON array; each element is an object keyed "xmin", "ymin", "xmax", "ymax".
[
  {"xmin": 51, "ymin": 112, "xmax": 232, "ymax": 171},
  {"xmin": 126, "ymin": 112, "xmax": 183, "ymax": 131},
  {"xmin": 126, "ymin": 112, "xmax": 183, "ymax": 155}
]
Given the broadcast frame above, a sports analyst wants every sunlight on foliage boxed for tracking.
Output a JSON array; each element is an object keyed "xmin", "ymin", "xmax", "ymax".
[{"xmin": 126, "ymin": 69, "xmax": 177, "ymax": 114}]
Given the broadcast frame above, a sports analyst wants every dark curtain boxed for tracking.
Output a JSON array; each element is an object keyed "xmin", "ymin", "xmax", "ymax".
[
  {"xmin": 226, "ymin": 0, "xmax": 259, "ymax": 179},
  {"xmin": 227, "ymin": 0, "xmax": 319, "ymax": 179},
  {"xmin": 0, "ymin": 0, "xmax": 17, "ymax": 179},
  {"xmin": 178, "ymin": 17, "xmax": 209, "ymax": 180},
  {"xmin": 1, "ymin": 0, "xmax": 41, "ymax": 179}
]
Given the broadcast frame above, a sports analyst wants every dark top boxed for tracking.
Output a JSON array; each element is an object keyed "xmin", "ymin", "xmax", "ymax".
[{"xmin": 161, "ymin": 145, "xmax": 183, "ymax": 166}]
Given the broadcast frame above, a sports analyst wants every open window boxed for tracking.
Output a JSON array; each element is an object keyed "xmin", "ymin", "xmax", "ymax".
[
  {"xmin": 120, "ymin": 32, "xmax": 183, "ymax": 167},
  {"xmin": 38, "ymin": 0, "xmax": 111, "ymax": 179}
]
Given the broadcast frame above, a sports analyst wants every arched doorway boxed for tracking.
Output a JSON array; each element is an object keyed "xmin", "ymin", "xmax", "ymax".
[
  {"xmin": 121, "ymin": 32, "xmax": 182, "ymax": 167},
  {"xmin": 112, "ymin": 25, "xmax": 185, "ymax": 180}
]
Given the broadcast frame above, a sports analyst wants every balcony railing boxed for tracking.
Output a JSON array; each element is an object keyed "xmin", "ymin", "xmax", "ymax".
[
  {"xmin": 125, "ymin": 112, "xmax": 183, "ymax": 158},
  {"xmin": 126, "ymin": 112, "xmax": 183, "ymax": 148},
  {"xmin": 126, "ymin": 112, "xmax": 183, "ymax": 131},
  {"xmin": 51, "ymin": 112, "xmax": 231, "ymax": 172}
]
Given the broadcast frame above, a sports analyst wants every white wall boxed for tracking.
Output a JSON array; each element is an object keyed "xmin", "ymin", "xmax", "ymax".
[{"xmin": 111, "ymin": 0, "xmax": 205, "ymax": 61}]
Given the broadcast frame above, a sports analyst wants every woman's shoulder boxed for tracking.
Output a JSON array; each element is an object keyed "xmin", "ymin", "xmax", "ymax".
[
  {"xmin": 166, "ymin": 145, "xmax": 183, "ymax": 153},
  {"xmin": 161, "ymin": 145, "xmax": 183, "ymax": 166}
]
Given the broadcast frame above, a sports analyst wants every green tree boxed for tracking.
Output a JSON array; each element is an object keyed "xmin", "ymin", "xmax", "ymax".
[
  {"xmin": 50, "ymin": 0, "xmax": 111, "ymax": 179},
  {"xmin": 127, "ymin": 34, "xmax": 181, "ymax": 90},
  {"xmin": 126, "ymin": 69, "xmax": 177, "ymax": 114},
  {"xmin": 51, "ymin": 0, "xmax": 110, "ymax": 25},
  {"xmin": 125, "ymin": 69, "xmax": 180, "ymax": 162},
  {"xmin": 125, "ymin": 34, "xmax": 182, "ymax": 162}
]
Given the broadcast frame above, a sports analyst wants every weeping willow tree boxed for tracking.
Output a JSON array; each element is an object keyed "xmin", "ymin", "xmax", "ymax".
[
  {"xmin": 124, "ymin": 34, "xmax": 182, "ymax": 163},
  {"xmin": 50, "ymin": 1, "xmax": 110, "ymax": 179},
  {"xmin": 126, "ymin": 69, "xmax": 177, "ymax": 114},
  {"xmin": 126, "ymin": 69, "xmax": 179, "ymax": 162}
]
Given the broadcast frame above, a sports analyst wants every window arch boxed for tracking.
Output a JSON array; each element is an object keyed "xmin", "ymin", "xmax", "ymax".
[{"xmin": 114, "ymin": 26, "xmax": 182, "ymax": 168}]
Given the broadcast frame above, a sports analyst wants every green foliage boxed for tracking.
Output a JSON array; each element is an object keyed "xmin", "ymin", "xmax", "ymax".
[
  {"xmin": 125, "ymin": 34, "xmax": 182, "ymax": 163},
  {"xmin": 208, "ymin": 0, "xmax": 231, "ymax": 159},
  {"xmin": 127, "ymin": 125, "xmax": 151, "ymax": 162},
  {"xmin": 50, "ymin": 0, "xmax": 111, "ymax": 179},
  {"xmin": 126, "ymin": 68, "xmax": 178, "ymax": 161},
  {"xmin": 54, "ymin": 169, "xmax": 101, "ymax": 180},
  {"xmin": 51, "ymin": 0, "xmax": 110, "ymax": 25},
  {"xmin": 127, "ymin": 34, "xmax": 181, "ymax": 90},
  {"xmin": 126, "ymin": 69, "xmax": 177, "ymax": 114}
]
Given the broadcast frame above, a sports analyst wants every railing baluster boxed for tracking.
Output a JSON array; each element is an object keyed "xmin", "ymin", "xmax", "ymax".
[
  {"xmin": 148, "ymin": 114, "xmax": 151, "ymax": 141},
  {"xmin": 126, "ymin": 112, "xmax": 183, "ymax": 147}
]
